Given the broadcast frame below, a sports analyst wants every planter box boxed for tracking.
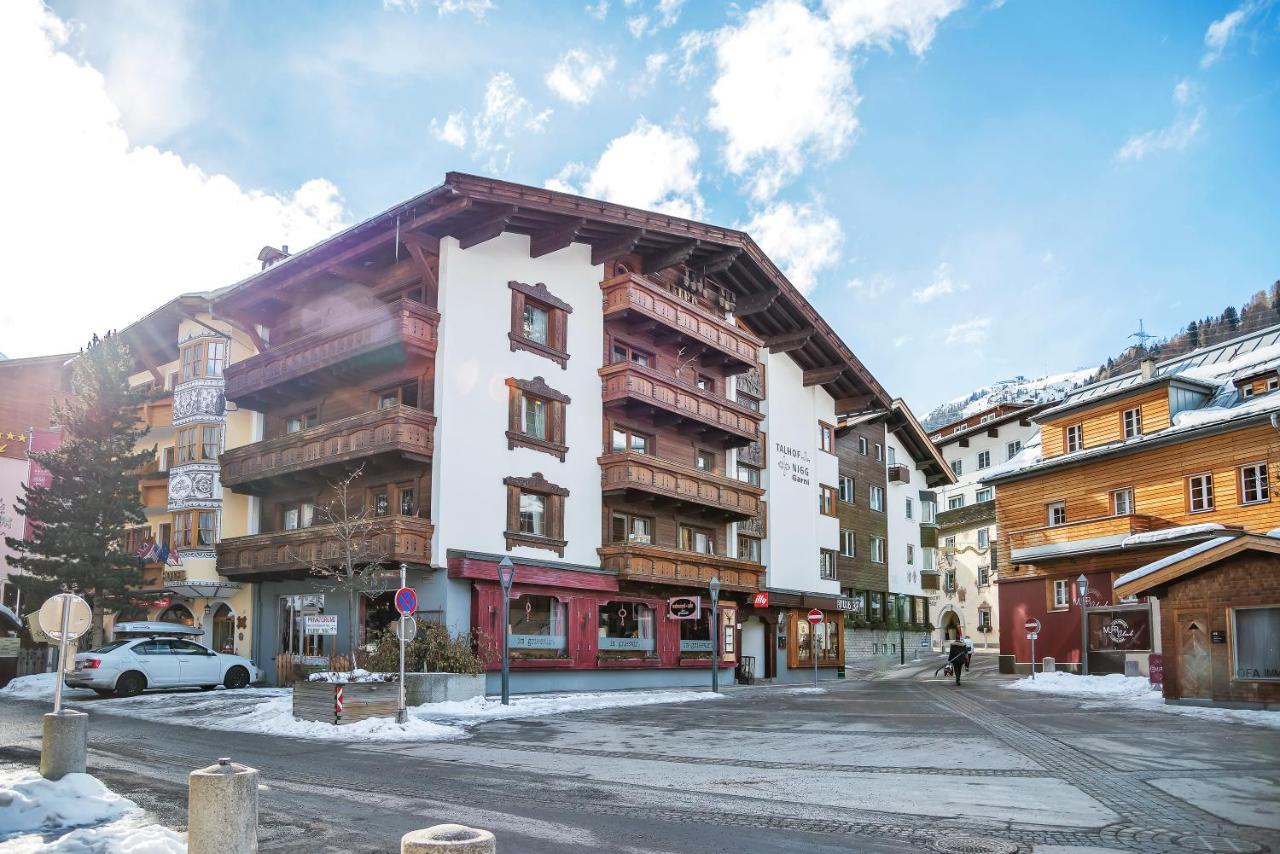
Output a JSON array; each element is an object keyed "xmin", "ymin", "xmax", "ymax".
[
  {"xmin": 403, "ymin": 672, "xmax": 485, "ymax": 705},
  {"xmin": 292, "ymin": 680, "xmax": 400, "ymax": 725}
]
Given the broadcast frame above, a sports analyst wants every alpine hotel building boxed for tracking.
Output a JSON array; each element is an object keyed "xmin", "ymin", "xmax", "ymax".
[{"xmin": 115, "ymin": 173, "xmax": 895, "ymax": 690}]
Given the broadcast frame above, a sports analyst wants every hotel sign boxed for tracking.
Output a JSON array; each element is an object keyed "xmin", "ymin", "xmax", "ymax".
[{"xmin": 774, "ymin": 442, "xmax": 811, "ymax": 486}]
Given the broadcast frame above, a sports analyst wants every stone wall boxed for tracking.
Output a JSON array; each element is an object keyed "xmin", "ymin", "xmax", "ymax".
[{"xmin": 845, "ymin": 628, "xmax": 932, "ymax": 662}]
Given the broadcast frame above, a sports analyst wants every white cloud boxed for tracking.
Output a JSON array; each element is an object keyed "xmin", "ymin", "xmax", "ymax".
[
  {"xmin": 383, "ymin": 0, "xmax": 496, "ymax": 18},
  {"xmin": 0, "ymin": 0, "xmax": 349, "ymax": 358},
  {"xmin": 892, "ymin": 335, "xmax": 912, "ymax": 348},
  {"xmin": 585, "ymin": 0, "xmax": 609, "ymax": 20},
  {"xmin": 630, "ymin": 52, "xmax": 669, "ymax": 95},
  {"xmin": 742, "ymin": 201, "xmax": 844, "ymax": 294},
  {"xmin": 627, "ymin": 15, "xmax": 650, "ymax": 37},
  {"xmin": 657, "ymin": 0, "xmax": 686, "ymax": 27},
  {"xmin": 944, "ymin": 317, "xmax": 991, "ymax": 346},
  {"xmin": 911, "ymin": 263, "xmax": 968, "ymax": 303},
  {"xmin": 706, "ymin": 0, "xmax": 962, "ymax": 200},
  {"xmin": 1201, "ymin": 2, "xmax": 1258, "ymax": 67},
  {"xmin": 1115, "ymin": 82, "xmax": 1204, "ymax": 163},
  {"xmin": 433, "ymin": 73, "xmax": 550, "ymax": 172},
  {"xmin": 547, "ymin": 119, "xmax": 705, "ymax": 219},
  {"xmin": 546, "ymin": 49, "xmax": 616, "ymax": 105},
  {"xmin": 675, "ymin": 30, "xmax": 713, "ymax": 81},
  {"xmin": 846, "ymin": 274, "xmax": 893, "ymax": 299},
  {"xmin": 822, "ymin": 0, "xmax": 965, "ymax": 55}
]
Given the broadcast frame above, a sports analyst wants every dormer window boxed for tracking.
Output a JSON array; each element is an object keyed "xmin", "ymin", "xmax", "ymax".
[
  {"xmin": 1065, "ymin": 424, "xmax": 1083, "ymax": 454},
  {"xmin": 1122, "ymin": 407, "xmax": 1142, "ymax": 439}
]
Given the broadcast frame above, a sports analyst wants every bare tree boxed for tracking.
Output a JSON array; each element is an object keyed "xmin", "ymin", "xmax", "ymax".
[{"xmin": 288, "ymin": 464, "xmax": 393, "ymax": 672}]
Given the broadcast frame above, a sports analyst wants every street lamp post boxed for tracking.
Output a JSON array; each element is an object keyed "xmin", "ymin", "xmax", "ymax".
[
  {"xmin": 1076, "ymin": 573, "xmax": 1089, "ymax": 677},
  {"xmin": 709, "ymin": 576, "xmax": 721, "ymax": 693},
  {"xmin": 897, "ymin": 595, "xmax": 905, "ymax": 665},
  {"xmin": 498, "ymin": 558, "xmax": 515, "ymax": 705}
]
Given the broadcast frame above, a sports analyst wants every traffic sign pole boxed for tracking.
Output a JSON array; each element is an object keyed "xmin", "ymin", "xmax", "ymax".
[
  {"xmin": 396, "ymin": 564, "xmax": 408, "ymax": 724},
  {"xmin": 1030, "ymin": 632, "xmax": 1036, "ymax": 680},
  {"xmin": 807, "ymin": 609, "xmax": 824, "ymax": 687},
  {"xmin": 52, "ymin": 594, "xmax": 70, "ymax": 715},
  {"xmin": 1024, "ymin": 618, "xmax": 1042, "ymax": 681}
]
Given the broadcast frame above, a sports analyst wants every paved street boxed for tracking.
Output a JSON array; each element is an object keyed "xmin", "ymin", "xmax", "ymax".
[{"xmin": 2, "ymin": 659, "xmax": 1277, "ymax": 853}]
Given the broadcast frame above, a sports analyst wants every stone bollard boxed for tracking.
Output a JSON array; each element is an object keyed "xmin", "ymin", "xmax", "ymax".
[
  {"xmin": 40, "ymin": 710, "xmax": 88, "ymax": 780},
  {"xmin": 1124, "ymin": 660, "xmax": 1140, "ymax": 678},
  {"xmin": 188, "ymin": 758, "xmax": 258, "ymax": 854},
  {"xmin": 1042, "ymin": 657, "xmax": 1055, "ymax": 673},
  {"xmin": 402, "ymin": 824, "xmax": 497, "ymax": 854}
]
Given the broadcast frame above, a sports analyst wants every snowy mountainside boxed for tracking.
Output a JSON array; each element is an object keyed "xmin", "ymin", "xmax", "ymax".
[{"xmin": 922, "ymin": 367, "xmax": 1096, "ymax": 431}]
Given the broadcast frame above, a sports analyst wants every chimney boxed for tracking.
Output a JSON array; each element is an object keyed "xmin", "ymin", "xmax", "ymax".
[
  {"xmin": 1140, "ymin": 356, "xmax": 1155, "ymax": 380},
  {"xmin": 256, "ymin": 245, "xmax": 291, "ymax": 271}
]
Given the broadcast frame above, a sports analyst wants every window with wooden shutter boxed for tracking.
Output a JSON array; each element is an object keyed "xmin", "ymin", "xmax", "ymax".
[
  {"xmin": 508, "ymin": 281, "xmax": 572, "ymax": 368},
  {"xmin": 503, "ymin": 473, "xmax": 569, "ymax": 556},
  {"xmin": 505, "ymin": 376, "xmax": 570, "ymax": 460}
]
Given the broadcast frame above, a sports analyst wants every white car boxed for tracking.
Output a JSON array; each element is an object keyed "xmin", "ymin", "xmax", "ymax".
[{"xmin": 66, "ymin": 622, "xmax": 262, "ymax": 697}]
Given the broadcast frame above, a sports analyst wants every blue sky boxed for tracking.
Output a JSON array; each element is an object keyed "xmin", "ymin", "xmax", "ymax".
[{"xmin": 3, "ymin": 0, "xmax": 1277, "ymax": 415}]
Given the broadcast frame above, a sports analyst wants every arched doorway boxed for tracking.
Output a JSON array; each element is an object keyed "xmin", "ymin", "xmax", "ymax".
[
  {"xmin": 157, "ymin": 603, "xmax": 194, "ymax": 626},
  {"xmin": 211, "ymin": 604, "xmax": 235, "ymax": 653},
  {"xmin": 940, "ymin": 609, "xmax": 962, "ymax": 642}
]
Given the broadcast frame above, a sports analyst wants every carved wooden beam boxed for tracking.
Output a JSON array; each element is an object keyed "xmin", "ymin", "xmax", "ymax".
[
  {"xmin": 802, "ymin": 365, "xmax": 845, "ymax": 386},
  {"xmin": 590, "ymin": 228, "xmax": 645, "ymax": 266},
  {"xmin": 698, "ymin": 248, "xmax": 741, "ymax": 276},
  {"xmin": 735, "ymin": 289, "xmax": 779, "ymax": 317},
  {"xmin": 455, "ymin": 205, "xmax": 516, "ymax": 250},
  {"xmin": 529, "ymin": 218, "xmax": 585, "ymax": 258},
  {"xmin": 403, "ymin": 239, "xmax": 438, "ymax": 298},
  {"xmin": 764, "ymin": 330, "xmax": 812, "ymax": 353},
  {"xmin": 641, "ymin": 240, "xmax": 699, "ymax": 274},
  {"xmin": 331, "ymin": 263, "xmax": 385, "ymax": 287},
  {"xmin": 833, "ymin": 394, "xmax": 874, "ymax": 414},
  {"xmin": 401, "ymin": 231, "xmax": 441, "ymax": 256}
]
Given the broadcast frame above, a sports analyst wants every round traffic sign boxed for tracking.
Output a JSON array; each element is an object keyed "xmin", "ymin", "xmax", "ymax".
[
  {"xmin": 1024, "ymin": 618, "xmax": 1042, "ymax": 633},
  {"xmin": 38, "ymin": 593, "xmax": 92, "ymax": 641},
  {"xmin": 394, "ymin": 586, "xmax": 418, "ymax": 616},
  {"xmin": 806, "ymin": 608, "xmax": 824, "ymax": 625},
  {"xmin": 396, "ymin": 615, "xmax": 418, "ymax": 643}
]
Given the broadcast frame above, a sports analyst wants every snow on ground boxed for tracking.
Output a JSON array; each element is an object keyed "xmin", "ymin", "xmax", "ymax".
[
  {"xmin": 0, "ymin": 766, "xmax": 184, "ymax": 852},
  {"xmin": 3, "ymin": 673, "xmax": 723, "ymax": 742},
  {"xmin": 1007, "ymin": 672, "xmax": 1280, "ymax": 730}
]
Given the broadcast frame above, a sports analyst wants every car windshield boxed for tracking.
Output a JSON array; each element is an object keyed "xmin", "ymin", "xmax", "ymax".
[{"xmin": 87, "ymin": 641, "xmax": 131, "ymax": 654}]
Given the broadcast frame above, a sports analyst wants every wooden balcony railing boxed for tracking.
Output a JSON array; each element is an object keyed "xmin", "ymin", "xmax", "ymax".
[
  {"xmin": 919, "ymin": 570, "xmax": 941, "ymax": 591},
  {"xmin": 224, "ymin": 298, "xmax": 439, "ymax": 408},
  {"xmin": 221, "ymin": 405, "xmax": 435, "ymax": 492},
  {"xmin": 887, "ymin": 464, "xmax": 910, "ymax": 484},
  {"xmin": 597, "ymin": 543, "xmax": 764, "ymax": 591},
  {"xmin": 601, "ymin": 273, "xmax": 761, "ymax": 372},
  {"xmin": 600, "ymin": 452, "xmax": 764, "ymax": 521},
  {"xmin": 216, "ymin": 516, "xmax": 433, "ymax": 579},
  {"xmin": 600, "ymin": 362, "xmax": 761, "ymax": 446},
  {"xmin": 1008, "ymin": 513, "xmax": 1161, "ymax": 553}
]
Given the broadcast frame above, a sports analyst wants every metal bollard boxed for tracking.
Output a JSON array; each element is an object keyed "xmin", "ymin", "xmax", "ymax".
[
  {"xmin": 188, "ymin": 758, "xmax": 258, "ymax": 854},
  {"xmin": 40, "ymin": 710, "xmax": 88, "ymax": 780},
  {"xmin": 1042, "ymin": 657, "xmax": 1055, "ymax": 673},
  {"xmin": 402, "ymin": 824, "xmax": 497, "ymax": 854}
]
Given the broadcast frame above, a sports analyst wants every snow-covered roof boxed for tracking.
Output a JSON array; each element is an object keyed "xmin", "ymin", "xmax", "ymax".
[
  {"xmin": 985, "ymin": 323, "xmax": 1280, "ymax": 484},
  {"xmin": 1121, "ymin": 523, "xmax": 1226, "ymax": 548},
  {"xmin": 1114, "ymin": 537, "xmax": 1237, "ymax": 590}
]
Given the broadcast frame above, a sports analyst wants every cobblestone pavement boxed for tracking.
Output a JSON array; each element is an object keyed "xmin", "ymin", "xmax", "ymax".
[{"xmin": 1, "ymin": 666, "xmax": 1276, "ymax": 853}]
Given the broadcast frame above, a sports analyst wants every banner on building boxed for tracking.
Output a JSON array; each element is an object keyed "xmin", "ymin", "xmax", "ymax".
[{"xmin": 1088, "ymin": 607, "xmax": 1152, "ymax": 652}]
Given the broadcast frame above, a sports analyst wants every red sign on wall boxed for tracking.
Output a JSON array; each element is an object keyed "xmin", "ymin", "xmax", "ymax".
[
  {"xmin": 752, "ymin": 592, "xmax": 769, "ymax": 608},
  {"xmin": 1148, "ymin": 653, "xmax": 1163, "ymax": 686}
]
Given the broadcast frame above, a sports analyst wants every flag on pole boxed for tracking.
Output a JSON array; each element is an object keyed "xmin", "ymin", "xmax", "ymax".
[
  {"xmin": 155, "ymin": 543, "xmax": 170, "ymax": 564},
  {"xmin": 135, "ymin": 540, "xmax": 152, "ymax": 559},
  {"xmin": 167, "ymin": 549, "xmax": 183, "ymax": 567}
]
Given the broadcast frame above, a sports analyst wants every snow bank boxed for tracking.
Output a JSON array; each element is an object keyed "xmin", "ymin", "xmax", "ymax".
[
  {"xmin": 1006, "ymin": 673, "xmax": 1280, "ymax": 730},
  {"xmin": 413, "ymin": 689, "xmax": 724, "ymax": 723},
  {"xmin": 5, "ymin": 817, "xmax": 186, "ymax": 853},
  {"xmin": 233, "ymin": 695, "xmax": 465, "ymax": 741},
  {"xmin": 0, "ymin": 771, "xmax": 133, "ymax": 837},
  {"xmin": 1121, "ymin": 523, "xmax": 1226, "ymax": 547},
  {"xmin": 0, "ymin": 673, "xmax": 94, "ymax": 702},
  {"xmin": 307, "ymin": 669, "xmax": 392, "ymax": 684}
]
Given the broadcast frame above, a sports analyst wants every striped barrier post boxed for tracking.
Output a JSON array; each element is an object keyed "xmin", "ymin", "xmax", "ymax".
[{"xmin": 334, "ymin": 685, "xmax": 344, "ymax": 724}]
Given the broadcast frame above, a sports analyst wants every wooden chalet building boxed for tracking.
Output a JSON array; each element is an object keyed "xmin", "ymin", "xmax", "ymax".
[
  {"xmin": 984, "ymin": 326, "xmax": 1280, "ymax": 676},
  {"xmin": 202, "ymin": 173, "xmax": 890, "ymax": 690}
]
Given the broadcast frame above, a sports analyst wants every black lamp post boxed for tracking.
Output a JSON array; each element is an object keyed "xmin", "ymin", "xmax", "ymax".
[
  {"xmin": 1076, "ymin": 573, "xmax": 1089, "ymax": 676},
  {"xmin": 498, "ymin": 558, "xmax": 515, "ymax": 705},
  {"xmin": 709, "ymin": 576, "xmax": 721, "ymax": 693}
]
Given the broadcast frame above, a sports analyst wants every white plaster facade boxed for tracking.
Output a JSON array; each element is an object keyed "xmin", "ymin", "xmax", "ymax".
[{"xmin": 885, "ymin": 429, "xmax": 927, "ymax": 606}]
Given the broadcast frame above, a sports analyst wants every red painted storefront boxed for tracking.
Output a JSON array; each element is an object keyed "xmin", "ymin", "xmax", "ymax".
[{"xmin": 997, "ymin": 570, "xmax": 1117, "ymax": 669}]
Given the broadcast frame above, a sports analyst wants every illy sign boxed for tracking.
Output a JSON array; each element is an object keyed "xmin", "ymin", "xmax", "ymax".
[{"xmin": 752, "ymin": 592, "xmax": 769, "ymax": 608}]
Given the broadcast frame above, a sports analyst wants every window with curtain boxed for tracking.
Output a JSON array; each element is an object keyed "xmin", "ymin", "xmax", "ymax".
[
  {"xmin": 598, "ymin": 602, "xmax": 655, "ymax": 653},
  {"xmin": 509, "ymin": 595, "xmax": 567, "ymax": 658}
]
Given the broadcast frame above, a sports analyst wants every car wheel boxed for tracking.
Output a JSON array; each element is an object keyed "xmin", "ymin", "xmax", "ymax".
[
  {"xmin": 115, "ymin": 671, "xmax": 146, "ymax": 697},
  {"xmin": 224, "ymin": 666, "xmax": 250, "ymax": 690}
]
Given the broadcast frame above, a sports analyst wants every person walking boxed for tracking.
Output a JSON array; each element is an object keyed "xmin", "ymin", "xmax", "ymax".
[
  {"xmin": 963, "ymin": 634, "xmax": 975, "ymax": 672},
  {"xmin": 947, "ymin": 639, "xmax": 968, "ymax": 686}
]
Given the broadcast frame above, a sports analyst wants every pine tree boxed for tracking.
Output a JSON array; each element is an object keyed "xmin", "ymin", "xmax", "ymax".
[
  {"xmin": 1186, "ymin": 320, "xmax": 1200, "ymax": 348},
  {"xmin": 1223, "ymin": 305, "xmax": 1240, "ymax": 332},
  {"xmin": 6, "ymin": 333, "xmax": 154, "ymax": 645}
]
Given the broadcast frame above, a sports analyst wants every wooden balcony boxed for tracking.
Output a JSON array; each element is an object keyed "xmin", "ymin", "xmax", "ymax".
[
  {"xmin": 601, "ymin": 273, "xmax": 761, "ymax": 373},
  {"xmin": 221, "ymin": 405, "xmax": 435, "ymax": 493},
  {"xmin": 600, "ymin": 452, "xmax": 764, "ymax": 522},
  {"xmin": 216, "ymin": 516, "xmax": 433, "ymax": 580},
  {"xmin": 600, "ymin": 362, "xmax": 762, "ymax": 447},
  {"xmin": 1009, "ymin": 513, "xmax": 1161, "ymax": 554},
  {"xmin": 597, "ymin": 543, "xmax": 764, "ymax": 592},
  {"xmin": 919, "ymin": 570, "xmax": 940, "ymax": 591},
  {"xmin": 224, "ymin": 298, "xmax": 439, "ymax": 409},
  {"xmin": 887, "ymin": 464, "xmax": 910, "ymax": 484}
]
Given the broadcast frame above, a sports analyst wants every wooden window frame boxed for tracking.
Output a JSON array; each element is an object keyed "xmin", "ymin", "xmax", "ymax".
[
  {"xmin": 736, "ymin": 462, "xmax": 762, "ymax": 487},
  {"xmin": 1047, "ymin": 500, "xmax": 1066, "ymax": 527},
  {"xmin": 1186, "ymin": 472, "xmax": 1215, "ymax": 514},
  {"xmin": 610, "ymin": 511, "xmax": 654, "ymax": 545},
  {"xmin": 1238, "ymin": 462, "xmax": 1270, "ymax": 506},
  {"xmin": 1122, "ymin": 406, "xmax": 1142, "ymax": 439},
  {"xmin": 285, "ymin": 410, "xmax": 319, "ymax": 434},
  {"xmin": 609, "ymin": 338, "xmax": 653, "ymax": 368},
  {"xmin": 818, "ymin": 421, "xmax": 835, "ymax": 454},
  {"xmin": 281, "ymin": 500, "xmax": 315, "ymax": 531},
  {"xmin": 1111, "ymin": 487, "xmax": 1135, "ymax": 516},
  {"xmin": 506, "ymin": 376, "xmax": 571, "ymax": 461},
  {"xmin": 509, "ymin": 281, "xmax": 571, "ymax": 368},
  {"xmin": 819, "ymin": 548, "xmax": 837, "ymax": 580},
  {"xmin": 503, "ymin": 473, "xmax": 569, "ymax": 556},
  {"xmin": 1049, "ymin": 578, "xmax": 1070, "ymax": 611},
  {"xmin": 172, "ymin": 510, "xmax": 217, "ymax": 549},
  {"xmin": 608, "ymin": 423, "xmax": 652, "ymax": 456},
  {"xmin": 737, "ymin": 533, "xmax": 761, "ymax": 563},
  {"xmin": 695, "ymin": 374, "xmax": 717, "ymax": 395},
  {"xmin": 819, "ymin": 484, "xmax": 837, "ymax": 517},
  {"xmin": 906, "ymin": 543, "xmax": 915, "ymax": 565},
  {"xmin": 179, "ymin": 338, "xmax": 227, "ymax": 382},
  {"xmin": 695, "ymin": 448, "xmax": 718, "ymax": 474},
  {"xmin": 176, "ymin": 425, "xmax": 221, "ymax": 464},
  {"xmin": 679, "ymin": 524, "xmax": 717, "ymax": 556},
  {"xmin": 1064, "ymin": 423, "xmax": 1083, "ymax": 454},
  {"xmin": 374, "ymin": 380, "xmax": 419, "ymax": 410}
]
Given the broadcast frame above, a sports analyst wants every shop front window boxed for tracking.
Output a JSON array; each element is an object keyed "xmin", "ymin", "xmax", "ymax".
[
  {"xmin": 1233, "ymin": 606, "xmax": 1279, "ymax": 681},
  {"xmin": 598, "ymin": 601, "xmax": 655, "ymax": 654},
  {"xmin": 509, "ymin": 595, "xmax": 567, "ymax": 659},
  {"xmin": 679, "ymin": 612, "xmax": 713, "ymax": 656},
  {"xmin": 794, "ymin": 612, "xmax": 842, "ymax": 665}
]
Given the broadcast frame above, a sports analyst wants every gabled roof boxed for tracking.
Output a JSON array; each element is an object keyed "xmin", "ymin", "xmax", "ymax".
[
  {"xmin": 1113, "ymin": 533, "xmax": 1277, "ymax": 598},
  {"xmin": 930, "ymin": 402, "xmax": 1049, "ymax": 447},
  {"xmin": 209, "ymin": 172, "xmax": 891, "ymax": 411},
  {"xmin": 886, "ymin": 399, "xmax": 955, "ymax": 488}
]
